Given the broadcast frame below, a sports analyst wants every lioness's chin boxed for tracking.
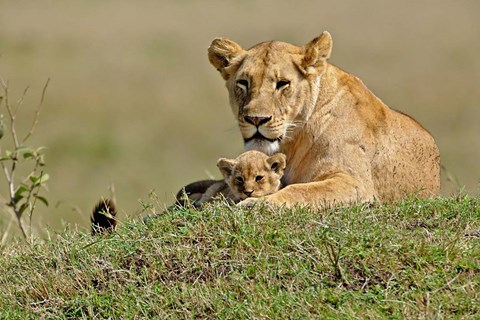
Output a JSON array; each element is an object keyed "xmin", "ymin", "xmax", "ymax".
[{"xmin": 244, "ymin": 139, "xmax": 280, "ymax": 155}]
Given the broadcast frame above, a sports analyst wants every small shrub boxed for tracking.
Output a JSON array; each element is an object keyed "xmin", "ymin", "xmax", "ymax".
[{"xmin": 0, "ymin": 77, "xmax": 50, "ymax": 243}]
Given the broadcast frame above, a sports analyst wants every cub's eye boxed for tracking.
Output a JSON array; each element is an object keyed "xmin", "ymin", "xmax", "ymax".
[
  {"xmin": 236, "ymin": 80, "xmax": 249, "ymax": 91},
  {"xmin": 255, "ymin": 175, "xmax": 264, "ymax": 182},
  {"xmin": 235, "ymin": 176, "xmax": 244, "ymax": 184},
  {"xmin": 276, "ymin": 80, "xmax": 290, "ymax": 90}
]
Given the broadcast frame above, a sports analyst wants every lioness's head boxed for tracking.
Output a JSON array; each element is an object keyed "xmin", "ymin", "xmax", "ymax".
[
  {"xmin": 208, "ymin": 32, "xmax": 332, "ymax": 154},
  {"xmin": 217, "ymin": 150, "xmax": 286, "ymax": 200}
]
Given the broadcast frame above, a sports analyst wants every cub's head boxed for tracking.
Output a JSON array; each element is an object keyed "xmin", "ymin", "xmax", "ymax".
[
  {"xmin": 217, "ymin": 150, "xmax": 286, "ymax": 201},
  {"xmin": 208, "ymin": 32, "xmax": 333, "ymax": 154}
]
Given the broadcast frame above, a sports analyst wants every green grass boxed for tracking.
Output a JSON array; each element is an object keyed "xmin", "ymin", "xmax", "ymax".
[{"xmin": 1, "ymin": 195, "xmax": 479, "ymax": 319}]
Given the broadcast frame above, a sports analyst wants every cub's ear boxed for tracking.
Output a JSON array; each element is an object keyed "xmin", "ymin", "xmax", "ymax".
[
  {"xmin": 300, "ymin": 31, "xmax": 333, "ymax": 76},
  {"xmin": 208, "ymin": 38, "xmax": 244, "ymax": 80},
  {"xmin": 266, "ymin": 153, "xmax": 287, "ymax": 174},
  {"xmin": 217, "ymin": 158, "xmax": 236, "ymax": 179}
]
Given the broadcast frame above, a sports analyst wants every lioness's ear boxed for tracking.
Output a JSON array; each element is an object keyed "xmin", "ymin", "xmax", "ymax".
[
  {"xmin": 208, "ymin": 38, "xmax": 244, "ymax": 80},
  {"xmin": 266, "ymin": 153, "xmax": 287, "ymax": 174},
  {"xmin": 217, "ymin": 158, "xmax": 236, "ymax": 178},
  {"xmin": 300, "ymin": 31, "xmax": 333, "ymax": 76}
]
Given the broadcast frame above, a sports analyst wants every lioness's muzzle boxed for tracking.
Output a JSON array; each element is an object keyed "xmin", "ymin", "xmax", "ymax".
[{"xmin": 244, "ymin": 131, "xmax": 282, "ymax": 143}]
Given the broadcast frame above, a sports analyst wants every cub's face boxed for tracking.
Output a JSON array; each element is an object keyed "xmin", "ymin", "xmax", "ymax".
[
  {"xmin": 208, "ymin": 32, "xmax": 333, "ymax": 155},
  {"xmin": 217, "ymin": 150, "xmax": 286, "ymax": 200}
]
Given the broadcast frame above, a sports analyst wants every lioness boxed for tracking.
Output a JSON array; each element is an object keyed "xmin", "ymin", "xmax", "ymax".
[
  {"xmin": 204, "ymin": 31, "xmax": 440, "ymax": 208},
  {"xmin": 186, "ymin": 150, "xmax": 286, "ymax": 207}
]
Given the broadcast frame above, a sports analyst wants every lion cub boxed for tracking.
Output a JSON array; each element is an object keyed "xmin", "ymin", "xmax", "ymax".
[{"xmin": 195, "ymin": 150, "xmax": 286, "ymax": 206}]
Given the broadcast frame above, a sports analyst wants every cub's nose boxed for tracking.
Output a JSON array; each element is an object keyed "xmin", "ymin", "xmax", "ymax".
[
  {"xmin": 244, "ymin": 190, "xmax": 254, "ymax": 197},
  {"xmin": 244, "ymin": 116, "xmax": 271, "ymax": 127}
]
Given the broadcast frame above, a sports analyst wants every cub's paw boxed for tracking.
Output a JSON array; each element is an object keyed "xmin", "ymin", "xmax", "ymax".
[
  {"xmin": 238, "ymin": 193, "xmax": 290, "ymax": 210},
  {"xmin": 237, "ymin": 196, "xmax": 278, "ymax": 210},
  {"xmin": 237, "ymin": 197, "xmax": 261, "ymax": 209}
]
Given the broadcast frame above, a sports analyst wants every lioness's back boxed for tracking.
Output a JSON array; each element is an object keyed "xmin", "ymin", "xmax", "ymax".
[{"xmin": 373, "ymin": 108, "xmax": 440, "ymax": 201}]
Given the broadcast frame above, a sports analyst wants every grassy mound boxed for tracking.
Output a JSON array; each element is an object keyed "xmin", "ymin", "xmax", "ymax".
[{"xmin": 1, "ymin": 196, "xmax": 479, "ymax": 318}]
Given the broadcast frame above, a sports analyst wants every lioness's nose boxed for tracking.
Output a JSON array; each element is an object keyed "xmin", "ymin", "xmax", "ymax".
[{"xmin": 244, "ymin": 116, "xmax": 271, "ymax": 127}]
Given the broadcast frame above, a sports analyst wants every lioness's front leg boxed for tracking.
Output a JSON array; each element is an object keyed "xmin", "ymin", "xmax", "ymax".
[{"xmin": 240, "ymin": 173, "xmax": 375, "ymax": 208}]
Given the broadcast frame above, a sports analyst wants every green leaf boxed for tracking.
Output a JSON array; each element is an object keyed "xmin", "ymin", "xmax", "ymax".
[
  {"xmin": 35, "ymin": 146, "xmax": 47, "ymax": 154},
  {"xmin": 38, "ymin": 155, "xmax": 46, "ymax": 166},
  {"xmin": 30, "ymin": 173, "xmax": 49, "ymax": 185},
  {"xmin": 35, "ymin": 195, "xmax": 49, "ymax": 207},
  {"xmin": 15, "ymin": 185, "xmax": 28, "ymax": 197},
  {"xmin": 18, "ymin": 203, "xmax": 29, "ymax": 216},
  {"xmin": 12, "ymin": 194, "xmax": 23, "ymax": 205},
  {"xmin": 0, "ymin": 120, "xmax": 4, "ymax": 140},
  {"xmin": 15, "ymin": 146, "xmax": 30, "ymax": 153},
  {"xmin": 15, "ymin": 146, "xmax": 35, "ymax": 159},
  {"xmin": 23, "ymin": 152, "xmax": 34, "ymax": 159},
  {"xmin": 13, "ymin": 184, "xmax": 30, "ymax": 205},
  {"xmin": 39, "ymin": 173, "xmax": 49, "ymax": 184}
]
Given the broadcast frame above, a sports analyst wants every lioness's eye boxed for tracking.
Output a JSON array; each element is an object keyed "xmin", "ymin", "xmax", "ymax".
[
  {"xmin": 255, "ymin": 175, "xmax": 264, "ymax": 182},
  {"xmin": 235, "ymin": 176, "xmax": 244, "ymax": 184},
  {"xmin": 276, "ymin": 80, "xmax": 290, "ymax": 90},
  {"xmin": 236, "ymin": 80, "xmax": 249, "ymax": 91}
]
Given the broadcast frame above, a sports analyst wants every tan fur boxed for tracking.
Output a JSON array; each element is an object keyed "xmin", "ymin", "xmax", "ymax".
[
  {"xmin": 208, "ymin": 31, "xmax": 440, "ymax": 208},
  {"xmin": 196, "ymin": 151, "xmax": 286, "ymax": 206}
]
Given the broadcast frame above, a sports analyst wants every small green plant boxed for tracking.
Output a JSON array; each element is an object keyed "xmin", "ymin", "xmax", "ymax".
[{"xmin": 0, "ymin": 77, "xmax": 50, "ymax": 243}]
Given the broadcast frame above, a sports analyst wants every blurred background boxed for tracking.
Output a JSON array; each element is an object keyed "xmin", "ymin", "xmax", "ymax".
[{"xmin": 0, "ymin": 1, "xmax": 479, "ymax": 237}]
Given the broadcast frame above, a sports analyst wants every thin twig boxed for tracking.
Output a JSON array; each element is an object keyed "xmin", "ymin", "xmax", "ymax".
[
  {"xmin": 14, "ymin": 209, "xmax": 27, "ymax": 240},
  {"xmin": 23, "ymin": 78, "xmax": 50, "ymax": 143},
  {"xmin": 1, "ymin": 155, "xmax": 25, "ymax": 240},
  {"xmin": 29, "ymin": 171, "xmax": 45, "ymax": 242},
  {"xmin": 15, "ymin": 86, "xmax": 30, "ymax": 116},
  {"xmin": 0, "ymin": 78, "xmax": 27, "ymax": 240},
  {"xmin": 1, "ymin": 89, "xmax": 19, "ymax": 212},
  {"xmin": 0, "ymin": 78, "xmax": 19, "ymax": 148},
  {"xmin": 1, "ymin": 160, "xmax": 15, "ymax": 208}
]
